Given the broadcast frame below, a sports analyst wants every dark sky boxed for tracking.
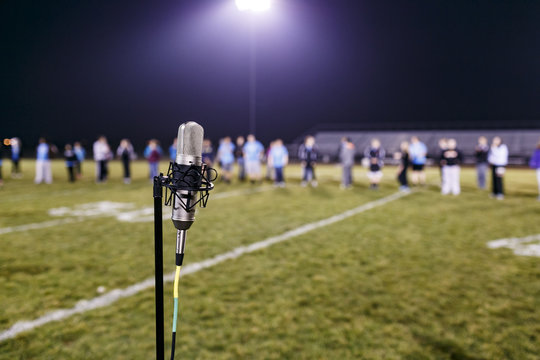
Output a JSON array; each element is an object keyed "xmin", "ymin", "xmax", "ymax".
[{"xmin": 1, "ymin": 0, "xmax": 539, "ymax": 150}]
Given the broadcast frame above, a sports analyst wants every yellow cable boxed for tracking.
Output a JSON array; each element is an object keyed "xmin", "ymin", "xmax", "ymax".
[{"xmin": 173, "ymin": 265, "xmax": 181, "ymax": 299}]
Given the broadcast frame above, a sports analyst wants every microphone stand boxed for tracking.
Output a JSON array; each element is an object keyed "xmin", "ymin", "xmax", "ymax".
[
  {"xmin": 152, "ymin": 161, "xmax": 216, "ymax": 360},
  {"xmin": 153, "ymin": 174, "xmax": 166, "ymax": 360}
]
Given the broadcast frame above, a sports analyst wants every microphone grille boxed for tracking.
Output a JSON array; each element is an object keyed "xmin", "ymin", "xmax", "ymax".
[{"xmin": 177, "ymin": 122, "xmax": 204, "ymax": 158}]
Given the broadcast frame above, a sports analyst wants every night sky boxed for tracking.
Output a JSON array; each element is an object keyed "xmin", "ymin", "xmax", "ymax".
[{"xmin": 1, "ymin": 0, "xmax": 539, "ymax": 150}]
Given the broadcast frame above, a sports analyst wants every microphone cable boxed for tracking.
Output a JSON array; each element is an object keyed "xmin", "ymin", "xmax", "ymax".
[{"xmin": 170, "ymin": 264, "xmax": 181, "ymax": 360}]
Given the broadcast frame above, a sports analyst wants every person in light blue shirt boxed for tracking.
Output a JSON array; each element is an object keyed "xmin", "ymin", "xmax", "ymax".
[
  {"xmin": 409, "ymin": 136, "xmax": 427, "ymax": 185},
  {"xmin": 268, "ymin": 139, "xmax": 288, "ymax": 187},
  {"xmin": 169, "ymin": 138, "xmax": 177, "ymax": 162},
  {"xmin": 217, "ymin": 137, "xmax": 235, "ymax": 183},
  {"xmin": 73, "ymin": 142, "xmax": 85, "ymax": 179},
  {"xmin": 35, "ymin": 138, "xmax": 52, "ymax": 184},
  {"xmin": 10, "ymin": 137, "xmax": 22, "ymax": 178},
  {"xmin": 243, "ymin": 134, "xmax": 264, "ymax": 183},
  {"xmin": 529, "ymin": 139, "xmax": 540, "ymax": 201}
]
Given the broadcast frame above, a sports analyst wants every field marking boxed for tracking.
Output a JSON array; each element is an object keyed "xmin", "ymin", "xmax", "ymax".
[
  {"xmin": 0, "ymin": 186, "xmax": 273, "ymax": 235},
  {"xmin": 487, "ymin": 233, "xmax": 540, "ymax": 257},
  {"xmin": 211, "ymin": 186, "xmax": 273, "ymax": 200},
  {"xmin": 0, "ymin": 218, "xmax": 86, "ymax": 236},
  {"xmin": 0, "ymin": 190, "xmax": 411, "ymax": 341}
]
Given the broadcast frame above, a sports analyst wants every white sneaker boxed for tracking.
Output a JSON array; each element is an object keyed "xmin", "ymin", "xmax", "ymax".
[{"xmin": 311, "ymin": 181, "xmax": 318, "ymax": 188}]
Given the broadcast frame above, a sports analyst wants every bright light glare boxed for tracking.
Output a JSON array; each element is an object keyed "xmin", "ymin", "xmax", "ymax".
[{"xmin": 235, "ymin": 0, "xmax": 271, "ymax": 12}]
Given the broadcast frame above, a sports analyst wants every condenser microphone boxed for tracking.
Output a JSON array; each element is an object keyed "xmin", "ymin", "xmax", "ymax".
[
  {"xmin": 171, "ymin": 121, "xmax": 204, "ymax": 231},
  {"xmin": 153, "ymin": 121, "xmax": 215, "ymax": 360}
]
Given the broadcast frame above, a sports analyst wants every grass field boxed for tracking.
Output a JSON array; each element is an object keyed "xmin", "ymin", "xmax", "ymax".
[{"xmin": 0, "ymin": 159, "xmax": 539, "ymax": 360}]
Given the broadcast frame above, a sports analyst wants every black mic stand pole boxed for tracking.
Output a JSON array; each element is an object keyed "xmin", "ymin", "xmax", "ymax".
[{"xmin": 153, "ymin": 174, "xmax": 165, "ymax": 360}]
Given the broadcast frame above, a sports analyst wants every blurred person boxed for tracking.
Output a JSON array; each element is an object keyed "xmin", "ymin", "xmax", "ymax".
[
  {"xmin": 235, "ymin": 136, "xmax": 246, "ymax": 181},
  {"xmin": 340, "ymin": 138, "xmax": 355, "ymax": 189},
  {"xmin": 364, "ymin": 138, "xmax": 385, "ymax": 189},
  {"xmin": 144, "ymin": 139, "xmax": 162, "ymax": 180},
  {"xmin": 243, "ymin": 134, "xmax": 264, "ymax": 184},
  {"xmin": 0, "ymin": 141, "xmax": 4, "ymax": 186},
  {"xmin": 73, "ymin": 142, "xmax": 85, "ymax": 179},
  {"xmin": 10, "ymin": 137, "xmax": 22, "ymax": 178},
  {"xmin": 93, "ymin": 136, "xmax": 111, "ymax": 183},
  {"xmin": 409, "ymin": 136, "xmax": 427, "ymax": 186},
  {"xmin": 438, "ymin": 138, "xmax": 448, "ymax": 151},
  {"xmin": 202, "ymin": 139, "xmax": 214, "ymax": 167},
  {"xmin": 216, "ymin": 138, "xmax": 224, "ymax": 168},
  {"xmin": 437, "ymin": 138, "xmax": 448, "ymax": 186},
  {"xmin": 337, "ymin": 136, "xmax": 348, "ymax": 161},
  {"xmin": 529, "ymin": 139, "xmax": 540, "ymax": 201},
  {"xmin": 217, "ymin": 136, "xmax": 235, "ymax": 183},
  {"xmin": 268, "ymin": 139, "xmax": 288, "ymax": 187},
  {"xmin": 265, "ymin": 141, "xmax": 275, "ymax": 181},
  {"xmin": 475, "ymin": 136, "xmax": 489, "ymax": 189},
  {"xmin": 298, "ymin": 135, "xmax": 318, "ymax": 187},
  {"xmin": 35, "ymin": 138, "xmax": 52, "ymax": 184},
  {"xmin": 117, "ymin": 139, "xmax": 136, "ymax": 184},
  {"xmin": 169, "ymin": 138, "xmax": 177, "ymax": 162},
  {"xmin": 440, "ymin": 138, "xmax": 463, "ymax": 195},
  {"xmin": 64, "ymin": 144, "xmax": 77, "ymax": 182},
  {"xmin": 395, "ymin": 141, "xmax": 410, "ymax": 191},
  {"xmin": 488, "ymin": 136, "xmax": 508, "ymax": 200}
]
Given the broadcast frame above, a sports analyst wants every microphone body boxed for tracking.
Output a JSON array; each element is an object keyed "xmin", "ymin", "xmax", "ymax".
[{"xmin": 171, "ymin": 121, "xmax": 204, "ymax": 231}]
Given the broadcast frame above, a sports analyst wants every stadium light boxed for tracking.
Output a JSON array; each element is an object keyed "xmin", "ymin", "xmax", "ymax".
[{"xmin": 235, "ymin": 0, "xmax": 272, "ymax": 12}]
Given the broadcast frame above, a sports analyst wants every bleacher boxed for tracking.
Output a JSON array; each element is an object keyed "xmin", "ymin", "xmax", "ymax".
[{"xmin": 290, "ymin": 130, "xmax": 540, "ymax": 165}]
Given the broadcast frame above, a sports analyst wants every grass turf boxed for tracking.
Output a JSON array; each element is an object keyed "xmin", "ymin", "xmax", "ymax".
[{"xmin": 0, "ymin": 160, "xmax": 539, "ymax": 359}]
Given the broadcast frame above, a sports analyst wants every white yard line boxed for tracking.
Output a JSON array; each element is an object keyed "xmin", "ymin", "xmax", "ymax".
[
  {"xmin": 0, "ymin": 218, "xmax": 86, "ymax": 235},
  {"xmin": 0, "ymin": 190, "xmax": 411, "ymax": 341},
  {"xmin": 0, "ymin": 186, "xmax": 274, "ymax": 235},
  {"xmin": 487, "ymin": 233, "xmax": 540, "ymax": 257},
  {"xmin": 210, "ymin": 185, "xmax": 273, "ymax": 199}
]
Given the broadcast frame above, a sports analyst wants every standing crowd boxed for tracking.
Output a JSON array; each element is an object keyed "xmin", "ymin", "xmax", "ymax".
[
  {"xmin": 207, "ymin": 134, "xmax": 540, "ymax": 201},
  {"xmin": 0, "ymin": 134, "xmax": 539, "ymax": 201}
]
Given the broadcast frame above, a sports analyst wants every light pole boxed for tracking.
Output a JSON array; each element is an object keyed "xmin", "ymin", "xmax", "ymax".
[{"xmin": 235, "ymin": 0, "xmax": 272, "ymax": 136}]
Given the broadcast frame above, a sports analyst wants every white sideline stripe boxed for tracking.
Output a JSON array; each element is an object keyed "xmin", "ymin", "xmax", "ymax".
[
  {"xmin": 0, "ymin": 190, "xmax": 411, "ymax": 341},
  {"xmin": 0, "ymin": 187, "xmax": 273, "ymax": 235}
]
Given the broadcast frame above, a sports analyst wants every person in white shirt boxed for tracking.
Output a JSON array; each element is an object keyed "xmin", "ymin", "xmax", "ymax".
[
  {"xmin": 488, "ymin": 136, "xmax": 508, "ymax": 200},
  {"xmin": 35, "ymin": 138, "xmax": 53, "ymax": 184},
  {"xmin": 93, "ymin": 136, "xmax": 111, "ymax": 183}
]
